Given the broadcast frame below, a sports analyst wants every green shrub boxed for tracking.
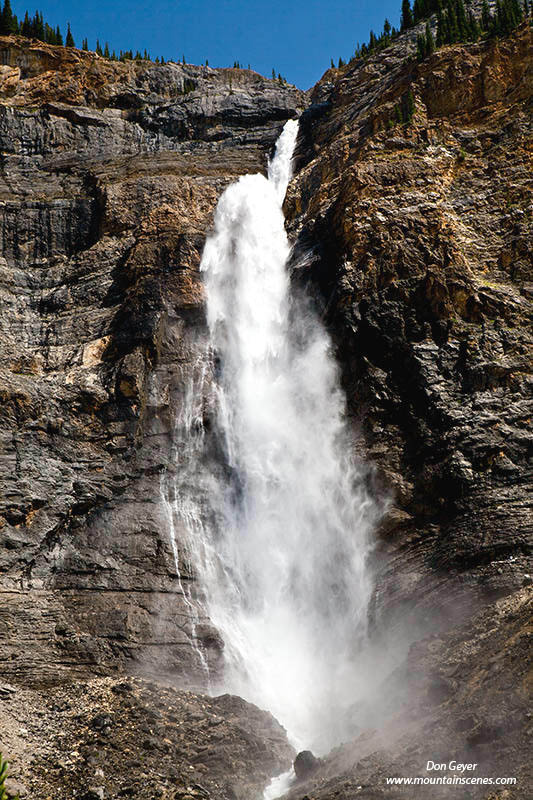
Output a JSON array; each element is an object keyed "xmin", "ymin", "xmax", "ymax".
[{"xmin": 0, "ymin": 753, "xmax": 19, "ymax": 800}]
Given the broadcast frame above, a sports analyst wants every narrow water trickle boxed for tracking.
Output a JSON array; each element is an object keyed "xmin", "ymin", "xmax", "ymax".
[{"xmin": 166, "ymin": 119, "xmax": 379, "ymax": 771}]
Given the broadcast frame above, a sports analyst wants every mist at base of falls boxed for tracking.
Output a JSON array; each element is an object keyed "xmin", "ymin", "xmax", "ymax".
[{"xmin": 164, "ymin": 119, "xmax": 381, "ymax": 758}]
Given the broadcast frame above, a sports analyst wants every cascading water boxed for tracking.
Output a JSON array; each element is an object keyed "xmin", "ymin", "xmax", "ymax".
[{"xmin": 190, "ymin": 118, "xmax": 380, "ymax": 759}]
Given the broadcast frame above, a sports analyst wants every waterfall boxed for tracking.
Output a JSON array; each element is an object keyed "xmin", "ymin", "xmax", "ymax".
[
  {"xmin": 161, "ymin": 118, "xmax": 378, "ymax": 767},
  {"xmin": 190, "ymin": 119, "xmax": 379, "ymax": 755}
]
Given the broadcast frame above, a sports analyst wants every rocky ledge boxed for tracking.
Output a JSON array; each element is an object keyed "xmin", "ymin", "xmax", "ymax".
[
  {"xmin": 279, "ymin": 22, "xmax": 532, "ymax": 799},
  {"xmin": 0, "ymin": 676, "xmax": 293, "ymax": 799}
]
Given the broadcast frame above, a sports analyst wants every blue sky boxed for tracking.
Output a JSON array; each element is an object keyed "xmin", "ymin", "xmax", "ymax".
[{"xmin": 12, "ymin": 1, "xmax": 402, "ymax": 88}]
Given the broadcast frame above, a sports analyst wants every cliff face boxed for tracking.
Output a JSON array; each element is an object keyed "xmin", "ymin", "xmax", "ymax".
[
  {"xmin": 287, "ymin": 23, "xmax": 532, "ymax": 633},
  {"xmin": 0, "ymin": 35, "xmax": 305, "ymax": 687},
  {"xmin": 0, "ymin": 23, "xmax": 532, "ymax": 800},
  {"xmin": 282, "ymin": 24, "xmax": 532, "ymax": 799}
]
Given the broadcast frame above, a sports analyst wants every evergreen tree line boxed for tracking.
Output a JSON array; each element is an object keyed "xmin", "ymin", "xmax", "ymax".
[
  {"xmin": 333, "ymin": 0, "xmax": 531, "ymax": 71},
  {"xmin": 353, "ymin": 18, "xmax": 402, "ymax": 61},
  {"xmin": 90, "ymin": 39, "xmax": 167, "ymax": 64},
  {"xmin": 0, "ymin": 0, "xmax": 74, "ymax": 46},
  {"xmin": 415, "ymin": 0, "xmax": 529, "ymax": 60},
  {"xmin": 0, "ymin": 1, "xmax": 165, "ymax": 62},
  {"xmin": 271, "ymin": 67, "xmax": 288, "ymax": 83},
  {"xmin": 0, "ymin": 2, "xmax": 280, "ymax": 74}
]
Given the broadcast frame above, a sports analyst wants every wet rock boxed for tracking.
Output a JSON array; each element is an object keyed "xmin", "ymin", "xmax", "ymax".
[{"xmin": 294, "ymin": 750, "xmax": 320, "ymax": 781}]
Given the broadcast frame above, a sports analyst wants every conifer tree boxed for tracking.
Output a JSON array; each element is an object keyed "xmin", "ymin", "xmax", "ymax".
[
  {"xmin": 44, "ymin": 22, "xmax": 54, "ymax": 43},
  {"xmin": 55, "ymin": 24, "xmax": 62, "ymax": 45},
  {"xmin": 482, "ymin": 0, "xmax": 492, "ymax": 29},
  {"xmin": 401, "ymin": 0, "xmax": 414, "ymax": 30},
  {"xmin": 82, "ymin": 37, "xmax": 88, "ymax": 50},
  {"xmin": 425, "ymin": 21, "xmax": 435, "ymax": 54},
  {"xmin": 1, "ymin": 751, "xmax": 11, "ymax": 800},
  {"xmin": 455, "ymin": 0, "xmax": 469, "ymax": 39},
  {"xmin": 95, "ymin": 38, "xmax": 103, "ymax": 56},
  {"xmin": 0, "ymin": 0, "xmax": 17, "ymax": 35},
  {"xmin": 34, "ymin": 11, "xmax": 44, "ymax": 40},
  {"xmin": 469, "ymin": 10, "xmax": 481, "ymax": 39},
  {"xmin": 510, "ymin": 0, "xmax": 524, "ymax": 23},
  {"xmin": 495, "ymin": 0, "xmax": 508, "ymax": 34},
  {"xmin": 436, "ymin": 7, "xmax": 445, "ymax": 45},
  {"xmin": 448, "ymin": 4, "xmax": 459, "ymax": 42},
  {"xmin": 21, "ymin": 9, "xmax": 30, "ymax": 35},
  {"xmin": 65, "ymin": 22, "xmax": 74, "ymax": 47},
  {"xmin": 416, "ymin": 32, "xmax": 427, "ymax": 59}
]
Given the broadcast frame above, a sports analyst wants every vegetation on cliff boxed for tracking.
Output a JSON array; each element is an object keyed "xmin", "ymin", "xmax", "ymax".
[
  {"xmin": 0, "ymin": 1, "xmax": 290, "ymax": 77},
  {"xmin": 338, "ymin": 0, "xmax": 531, "ymax": 66},
  {"xmin": 0, "ymin": 1, "xmax": 165, "ymax": 62},
  {"xmin": 0, "ymin": 753, "xmax": 18, "ymax": 800}
]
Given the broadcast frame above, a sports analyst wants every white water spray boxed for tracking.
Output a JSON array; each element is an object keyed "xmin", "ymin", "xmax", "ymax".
[{"xmin": 194, "ymin": 119, "xmax": 378, "ymax": 756}]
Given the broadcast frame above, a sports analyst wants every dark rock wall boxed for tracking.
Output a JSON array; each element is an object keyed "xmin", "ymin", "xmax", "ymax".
[
  {"xmin": 286, "ymin": 24, "xmax": 532, "ymax": 637},
  {"xmin": 0, "ymin": 25, "xmax": 531, "ymax": 703},
  {"xmin": 0, "ymin": 35, "xmax": 304, "ymax": 686}
]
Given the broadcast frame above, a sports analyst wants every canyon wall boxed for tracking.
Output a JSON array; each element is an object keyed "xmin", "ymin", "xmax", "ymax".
[
  {"xmin": 287, "ymin": 22, "xmax": 532, "ymax": 636},
  {"xmin": 0, "ymin": 22, "xmax": 531, "ymax": 800},
  {"xmin": 0, "ymin": 35, "xmax": 304, "ymax": 687},
  {"xmin": 283, "ymin": 22, "xmax": 532, "ymax": 800}
]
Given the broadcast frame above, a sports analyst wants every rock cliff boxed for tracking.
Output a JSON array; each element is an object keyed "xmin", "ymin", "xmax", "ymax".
[
  {"xmin": 0, "ymin": 22, "xmax": 531, "ymax": 800},
  {"xmin": 283, "ymin": 21, "xmax": 532, "ymax": 800},
  {"xmin": 287, "ymin": 22, "xmax": 532, "ymax": 633},
  {"xmin": 0, "ymin": 35, "xmax": 304, "ymax": 689}
]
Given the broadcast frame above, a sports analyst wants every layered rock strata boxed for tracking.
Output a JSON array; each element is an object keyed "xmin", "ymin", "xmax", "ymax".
[
  {"xmin": 287, "ymin": 22, "xmax": 532, "ymax": 636},
  {"xmin": 0, "ymin": 22, "xmax": 531, "ymax": 800},
  {"xmin": 0, "ymin": 35, "xmax": 304, "ymax": 687}
]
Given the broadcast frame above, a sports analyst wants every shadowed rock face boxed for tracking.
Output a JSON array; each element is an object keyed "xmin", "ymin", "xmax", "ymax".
[
  {"xmin": 0, "ymin": 35, "xmax": 305, "ymax": 688},
  {"xmin": 279, "ymin": 24, "xmax": 532, "ymax": 799},
  {"xmin": 287, "ymin": 23, "xmax": 532, "ymax": 636}
]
